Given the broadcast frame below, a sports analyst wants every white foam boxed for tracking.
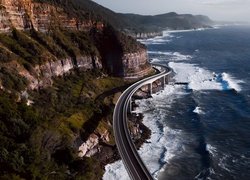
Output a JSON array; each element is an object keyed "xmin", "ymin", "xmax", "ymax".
[
  {"xmin": 138, "ymin": 36, "xmax": 172, "ymax": 45},
  {"xmin": 148, "ymin": 51, "xmax": 172, "ymax": 55},
  {"xmin": 172, "ymin": 52, "xmax": 192, "ymax": 61},
  {"xmin": 169, "ymin": 62, "xmax": 223, "ymax": 90},
  {"xmin": 135, "ymin": 86, "xmax": 189, "ymax": 178},
  {"xmin": 103, "ymin": 85, "xmax": 189, "ymax": 180},
  {"xmin": 206, "ymin": 144, "xmax": 217, "ymax": 157},
  {"xmin": 163, "ymin": 28, "xmax": 207, "ymax": 34},
  {"xmin": 151, "ymin": 58, "xmax": 162, "ymax": 63},
  {"xmin": 193, "ymin": 106, "xmax": 205, "ymax": 114},
  {"xmin": 218, "ymin": 154, "xmax": 231, "ymax": 172},
  {"xmin": 148, "ymin": 51, "xmax": 192, "ymax": 61},
  {"xmin": 138, "ymin": 31, "xmax": 174, "ymax": 45},
  {"xmin": 103, "ymin": 161, "xmax": 129, "ymax": 180},
  {"xmin": 221, "ymin": 72, "xmax": 244, "ymax": 91},
  {"xmin": 169, "ymin": 62, "xmax": 243, "ymax": 91}
]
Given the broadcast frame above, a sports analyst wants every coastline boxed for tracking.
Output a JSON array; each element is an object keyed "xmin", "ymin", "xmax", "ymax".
[
  {"xmin": 104, "ymin": 23, "xmax": 248, "ymax": 180},
  {"xmin": 92, "ymin": 111, "xmax": 152, "ymax": 169},
  {"xmin": 102, "ymin": 27, "xmax": 200, "ymax": 179},
  {"xmin": 102, "ymin": 25, "xmax": 221, "ymax": 179}
]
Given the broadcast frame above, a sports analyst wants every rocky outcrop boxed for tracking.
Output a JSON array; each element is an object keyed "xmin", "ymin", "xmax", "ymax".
[
  {"xmin": 78, "ymin": 134, "xmax": 99, "ymax": 157},
  {"xmin": 122, "ymin": 49, "xmax": 152, "ymax": 78},
  {"xmin": 10, "ymin": 55, "xmax": 102, "ymax": 90},
  {"xmin": 0, "ymin": 0, "xmax": 102, "ymax": 33},
  {"xmin": 78, "ymin": 130, "xmax": 110, "ymax": 158}
]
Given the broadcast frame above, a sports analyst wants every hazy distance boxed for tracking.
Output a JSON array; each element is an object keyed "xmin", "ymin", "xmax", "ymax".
[{"xmin": 93, "ymin": 0, "xmax": 250, "ymax": 22}]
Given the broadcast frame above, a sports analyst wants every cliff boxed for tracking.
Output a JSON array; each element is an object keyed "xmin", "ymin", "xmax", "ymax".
[
  {"xmin": 0, "ymin": 0, "xmax": 151, "ymax": 92},
  {"xmin": 0, "ymin": 0, "xmax": 96, "ymax": 32},
  {"xmin": 11, "ymin": 55, "xmax": 101, "ymax": 90},
  {"xmin": 0, "ymin": 1, "xmax": 154, "ymax": 179}
]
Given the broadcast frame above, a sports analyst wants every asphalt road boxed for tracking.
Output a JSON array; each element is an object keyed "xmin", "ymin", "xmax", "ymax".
[{"xmin": 113, "ymin": 64, "xmax": 172, "ymax": 180}]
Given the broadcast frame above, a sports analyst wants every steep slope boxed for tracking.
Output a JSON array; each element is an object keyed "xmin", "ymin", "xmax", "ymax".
[
  {"xmin": 0, "ymin": 0, "xmax": 214, "ymax": 179},
  {"xmin": 0, "ymin": 0, "xmax": 151, "ymax": 92},
  {"xmin": 0, "ymin": 0, "xmax": 152, "ymax": 179}
]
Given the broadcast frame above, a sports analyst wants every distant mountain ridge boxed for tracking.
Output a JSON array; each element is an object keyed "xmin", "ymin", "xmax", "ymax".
[
  {"xmin": 34, "ymin": 0, "xmax": 214, "ymax": 34},
  {"xmin": 119, "ymin": 12, "xmax": 213, "ymax": 34}
]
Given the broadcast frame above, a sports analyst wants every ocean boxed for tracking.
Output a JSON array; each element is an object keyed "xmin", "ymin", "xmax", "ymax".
[{"xmin": 103, "ymin": 25, "xmax": 250, "ymax": 180}]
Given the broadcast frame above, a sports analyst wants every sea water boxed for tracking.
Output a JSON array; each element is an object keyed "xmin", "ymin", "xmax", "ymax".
[{"xmin": 103, "ymin": 25, "xmax": 250, "ymax": 180}]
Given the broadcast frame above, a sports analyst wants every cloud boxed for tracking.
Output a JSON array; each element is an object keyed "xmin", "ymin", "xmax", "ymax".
[{"xmin": 199, "ymin": 0, "xmax": 243, "ymax": 5}]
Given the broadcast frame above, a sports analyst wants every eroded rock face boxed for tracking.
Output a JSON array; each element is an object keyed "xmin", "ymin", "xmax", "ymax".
[
  {"xmin": 78, "ymin": 129, "xmax": 110, "ymax": 158},
  {"xmin": 0, "ymin": 0, "xmax": 151, "ymax": 88},
  {"xmin": 122, "ymin": 49, "xmax": 152, "ymax": 78},
  {"xmin": 0, "ymin": 0, "xmax": 99, "ymax": 32},
  {"xmin": 78, "ymin": 134, "xmax": 99, "ymax": 158},
  {"xmin": 13, "ymin": 56, "xmax": 102, "ymax": 90}
]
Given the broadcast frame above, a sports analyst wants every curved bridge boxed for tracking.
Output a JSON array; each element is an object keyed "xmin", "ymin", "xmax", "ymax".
[{"xmin": 113, "ymin": 64, "xmax": 172, "ymax": 180}]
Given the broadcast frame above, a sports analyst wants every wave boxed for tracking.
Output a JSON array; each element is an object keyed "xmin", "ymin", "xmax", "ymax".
[
  {"xmin": 103, "ymin": 161, "xmax": 129, "ymax": 180},
  {"xmin": 138, "ymin": 34, "xmax": 173, "ymax": 45},
  {"xmin": 163, "ymin": 28, "xmax": 207, "ymax": 34},
  {"xmin": 206, "ymin": 144, "xmax": 217, "ymax": 157},
  {"xmin": 148, "ymin": 51, "xmax": 172, "ymax": 55},
  {"xmin": 137, "ymin": 30, "xmax": 178, "ymax": 45},
  {"xmin": 148, "ymin": 51, "xmax": 192, "ymax": 61},
  {"xmin": 168, "ymin": 62, "xmax": 243, "ymax": 92},
  {"xmin": 133, "ymin": 85, "xmax": 187, "ymax": 178},
  {"xmin": 221, "ymin": 72, "xmax": 244, "ymax": 91},
  {"xmin": 193, "ymin": 106, "xmax": 205, "ymax": 114},
  {"xmin": 103, "ymin": 85, "xmax": 188, "ymax": 180}
]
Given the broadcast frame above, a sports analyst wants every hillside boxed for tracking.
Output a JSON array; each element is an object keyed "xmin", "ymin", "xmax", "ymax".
[
  {"xmin": 121, "ymin": 12, "xmax": 213, "ymax": 32},
  {"xmin": 0, "ymin": 0, "xmax": 214, "ymax": 179},
  {"xmin": 0, "ymin": 0, "xmax": 152, "ymax": 179}
]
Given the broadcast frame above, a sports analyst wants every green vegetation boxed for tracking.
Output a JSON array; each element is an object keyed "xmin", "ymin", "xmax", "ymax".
[
  {"xmin": 0, "ymin": 46, "xmax": 17, "ymax": 63},
  {"xmin": 0, "ymin": 67, "xmax": 28, "ymax": 92},
  {"xmin": 29, "ymin": 29, "xmax": 68, "ymax": 58},
  {"xmin": 0, "ymin": 26, "xmax": 142, "ymax": 77},
  {"xmin": 0, "ymin": 69, "xmax": 127, "ymax": 179},
  {"xmin": 0, "ymin": 29, "xmax": 50, "ymax": 65},
  {"xmin": 0, "ymin": 1, "xmax": 154, "ymax": 179}
]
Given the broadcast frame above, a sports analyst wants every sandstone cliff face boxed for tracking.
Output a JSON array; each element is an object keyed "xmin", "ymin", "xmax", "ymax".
[
  {"xmin": 0, "ymin": 0, "xmax": 98, "ymax": 32},
  {"xmin": 32, "ymin": 56, "xmax": 101, "ymax": 89},
  {"xmin": 0, "ymin": 0, "xmax": 151, "ymax": 91},
  {"xmin": 8, "ymin": 55, "xmax": 101, "ymax": 90},
  {"xmin": 122, "ymin": 49, "xmax": 152, "ymax": 78}
]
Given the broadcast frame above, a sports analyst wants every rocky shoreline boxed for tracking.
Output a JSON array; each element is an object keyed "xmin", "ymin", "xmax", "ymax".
[
  {"xmin": 92, "ymin": 76, "xmax": 165, "ymax": 172},
  {"xmin": 94, "ymin": 112, "xmax": 151, "ymax": 169}
]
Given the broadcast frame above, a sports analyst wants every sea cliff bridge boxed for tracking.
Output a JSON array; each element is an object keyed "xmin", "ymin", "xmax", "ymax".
[{"xmin": 113, "ymin": 63, "xmax": 172, "ymax": 180}]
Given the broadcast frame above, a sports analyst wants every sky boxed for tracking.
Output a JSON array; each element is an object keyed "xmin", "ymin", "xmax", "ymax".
[{"xmin": 92, "ymin": 0, "xmax": 250, "ymax": 22}]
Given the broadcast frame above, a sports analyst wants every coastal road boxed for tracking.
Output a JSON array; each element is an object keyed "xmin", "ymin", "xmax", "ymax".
[{"xmin": 113, "ymin": 64, "xmax": 172, "ymax": 180}]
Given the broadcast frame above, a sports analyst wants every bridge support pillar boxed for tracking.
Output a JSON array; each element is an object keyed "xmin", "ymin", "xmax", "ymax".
[
  {"xmin": 148, "ymin": 83, "xmax": 152, "ymax": 95},
  {"xmin": 165, "ymin": 75, "xmax": 170, "ymax": 84},
  {"xmin": 128, "ymin": 98, "xmax": 133, "ymax": 113},
  {"xmin": 161, "ymin": 76, "xmax": 165, "ymax": 89}
]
